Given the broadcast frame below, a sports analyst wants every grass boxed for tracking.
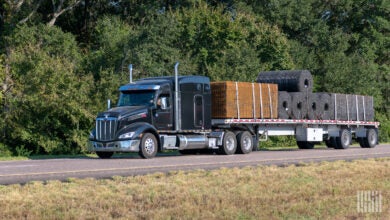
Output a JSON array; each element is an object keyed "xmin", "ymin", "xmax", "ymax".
[
  {"xmin": 0, "ymin": 158, "xmax": 389, "ymax": 219},
  {"xmin": 0, "ymin": 154, "xmax": 96, "ymax": 161}
]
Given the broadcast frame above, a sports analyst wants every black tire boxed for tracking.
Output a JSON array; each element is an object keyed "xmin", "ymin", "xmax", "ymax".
[
  {"xmin": 357, "ymin": 137, "xmax": 365, "ymax": 148},
  {"xmin": 96, "ymin": 151, "xmax": 114, "ymax": 159},
  {"xmin": 218, "ymin": 131, "xmax": 237, "ymax": 155},
  {"xmin": 335, "ymin": 129, "xmax": 351, "ymax": 149},
  {"xmin": 297, "ymin": 141, "xmax": 315, "ymax": 149},
  {"xmin": 139, "ymin": 133, "xmax": 158, "ymax": 159},
  {"xmin": 325, "ymin": 137, "xmax": 336, "ymax": 148},
  {"xmin": 236, "ymin": 131, "xmax": 253, "ymax": 154},
  {"xmin": 360, "ymin": 129, "xmax": 378, "ymax": 148}
]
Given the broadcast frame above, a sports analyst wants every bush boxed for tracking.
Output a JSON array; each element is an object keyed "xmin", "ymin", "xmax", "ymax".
[{"xmin": 0, "ymin": 143, "xmax": 12, "ymax": 157}]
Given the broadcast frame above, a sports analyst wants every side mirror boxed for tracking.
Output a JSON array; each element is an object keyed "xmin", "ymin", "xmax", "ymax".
[
  {"xmin": 160, "ymin": 97, "xmax": 168, "ymax": 110},
  {"xmin": 107, "ymin": 99, "xmax": 111, "ymax": 110}
]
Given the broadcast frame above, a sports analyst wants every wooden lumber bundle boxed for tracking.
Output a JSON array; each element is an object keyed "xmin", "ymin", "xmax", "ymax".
[{"xmin": 210, "ymin": 81, "xmax": 278, "ymax": 119}]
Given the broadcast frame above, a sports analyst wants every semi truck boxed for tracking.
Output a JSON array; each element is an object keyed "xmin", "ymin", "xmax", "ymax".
[{"xmin": 88, "ymin": 63, "xmax": 380, "ymax": 159}]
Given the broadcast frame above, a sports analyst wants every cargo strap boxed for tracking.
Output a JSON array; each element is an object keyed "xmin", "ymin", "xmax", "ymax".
[
  {"xmin": 252, "ymin": 83, "xmax": 256, "ymax": 119},
  {"xmin": 235, "ymin": 82, "xmax": 240, "ymax": 119},
  {"xmin": 334, "ymin": 94, "xmax": 337, "ymax": 120},
  {"xmin": 356, "ymin": 95, "xmax": 359, "ymax": 121},
  {"xmin": 363, "ymin": 96, "xmax": 366, "ymax": 121},
  {"xmin": 268, "ymin": 84, "xmax": 273, "ymax": 119},
  {"xmin": 259, "ymin": 83, "xmax": 264, "ymax": 119},
  {"xmin": 346, "ymin": 94, "xmax": 350, "ymax": 121}
]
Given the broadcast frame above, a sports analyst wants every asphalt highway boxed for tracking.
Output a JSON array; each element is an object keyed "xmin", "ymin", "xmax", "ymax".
[{"xmin": 0, "ymin": 144, "xmax": 389, "ymax": 185}]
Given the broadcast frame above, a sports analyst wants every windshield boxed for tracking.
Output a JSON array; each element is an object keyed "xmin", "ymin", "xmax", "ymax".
[{"xmin": 118, "ymin": 90, "xmax": 156, "ymax": 107}]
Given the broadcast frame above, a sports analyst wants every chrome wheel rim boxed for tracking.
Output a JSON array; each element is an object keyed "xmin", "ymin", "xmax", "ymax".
[
  {"xmin": 226, "ymin": 136, "xmax": 235, "ymax": 151},
  {"xmin": 144, "ymin": 137, "xmax": 155, "ymax": 154},
  {"xmin": 242, "ymin": 135, "xmax": 252, "ymax": 151},
  {"xmin": 342, "ymin": 131, "xmax": 350, "ymax": 146},
  {"xmin": 368, "ymin": 131, "xmax": 377, "ymax": 145}
]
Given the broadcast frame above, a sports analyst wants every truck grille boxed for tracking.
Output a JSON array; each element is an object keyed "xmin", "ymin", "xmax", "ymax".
[{"xmin": 96, "ymin": 117, "xmax": 118, "ymax": 141}]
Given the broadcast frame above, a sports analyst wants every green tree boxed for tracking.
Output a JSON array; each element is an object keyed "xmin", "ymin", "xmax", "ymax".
[
  {"xmin": 174, "ymin": 1, "xmax": 293, "ymax": 81},
  {"xmin": 4, "ymin": 24, "xmax": 93, "ymax": 154},
  {"xmin": 86, "ymin": 16, "xmax": 137, "ymax": 112}
]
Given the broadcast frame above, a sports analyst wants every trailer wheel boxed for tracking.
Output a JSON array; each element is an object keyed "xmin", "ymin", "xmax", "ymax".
[
  {"xmin": 325, "ymin": 137, "xmax": 336, "ymax": 148},
  {"xmin": 360, "ymin": 128, "xmax": 378, "ymax": 148},
  {"xmin": 139, "ymin": 133, "xmax": 158, "ymax": 159},
  {"xmin": 236, "ymin": 131, "xmax": 253, "ymax": 154},
  {"xmin": 335, "ymin": 129, "xmax": 351, "ymax": 149},
  {"xmin": 96, "ymin": 151, "xmax": 114, "ymax": 159},
  {"xmin": 296, "ymin": 141, "xmax": 315, "ymax": 149},
  {"xmin": 218, "ymin": 131, "xmax": 237, "ymax": 155}
]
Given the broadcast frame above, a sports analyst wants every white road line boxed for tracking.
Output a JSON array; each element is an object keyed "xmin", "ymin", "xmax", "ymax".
[{"xmin": 0, "ymin": 165, "xmax": 37, "ymax": 169}]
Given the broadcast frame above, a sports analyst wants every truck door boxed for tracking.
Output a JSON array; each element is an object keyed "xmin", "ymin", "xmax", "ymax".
[
  {"xmin": 154, "ymin": 94, "xmax": 173, "ymax": 130},
  {"xmin": 194, "ymin": 95, "xmax": 204, "ymax": 128}
]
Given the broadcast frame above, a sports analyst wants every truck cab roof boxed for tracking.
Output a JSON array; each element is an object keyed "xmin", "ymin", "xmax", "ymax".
[{"xmin": 119, "ymin": 75, "xmax": 210, "ymax": 91}]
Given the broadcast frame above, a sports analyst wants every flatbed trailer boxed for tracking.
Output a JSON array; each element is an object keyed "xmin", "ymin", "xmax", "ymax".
[{"xmin": 211, "ymin": 118, "xmax": 379, "ymax": 150}]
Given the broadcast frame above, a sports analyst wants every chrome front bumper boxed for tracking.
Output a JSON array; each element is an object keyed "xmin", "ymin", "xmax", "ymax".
[{"xmin": 89, "ymin": 140, "xmax": 140, "ymax": 152}]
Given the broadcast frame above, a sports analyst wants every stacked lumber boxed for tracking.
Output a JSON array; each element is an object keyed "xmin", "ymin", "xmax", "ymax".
[{"xmin": 211, "ymin": 81, "xmax": 278, "ymax": 119}]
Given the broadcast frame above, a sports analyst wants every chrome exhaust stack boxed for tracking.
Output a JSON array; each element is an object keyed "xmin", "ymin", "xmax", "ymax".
[
  {"xmin": 174, "ymin": 62, "xmax": 181, "ymax": 131},
  {"xmin": 128, "ymin": 64, "xmax": 133, "ymax": 83}
]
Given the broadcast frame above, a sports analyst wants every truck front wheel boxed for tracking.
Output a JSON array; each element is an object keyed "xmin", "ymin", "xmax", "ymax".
[
  {"xmin": 218, "ymin": 131, "xmax": 237, "ymax": 155},
  {"xmin": 139, "ymin": 133, "xmax": 158, "ymax": 159}
]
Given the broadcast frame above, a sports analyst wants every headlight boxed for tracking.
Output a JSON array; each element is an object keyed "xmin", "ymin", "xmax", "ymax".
[
  {"xmin": 89, "ymin": 132, "xmax": 95, "ymax": 139},
  {"xmin": 119, "ymin": 132, "xmax": 135, "ymax": 139}
]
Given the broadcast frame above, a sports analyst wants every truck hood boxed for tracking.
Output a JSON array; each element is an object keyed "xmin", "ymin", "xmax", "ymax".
[{"xmin": 97, "ymin": 106, "xmax": 148, "ymax": 120}]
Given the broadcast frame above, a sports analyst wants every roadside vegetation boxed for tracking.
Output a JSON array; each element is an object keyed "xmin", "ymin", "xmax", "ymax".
[{"xmin": 0, "ymin": 158, "xmax": 388, "ymax": 219}]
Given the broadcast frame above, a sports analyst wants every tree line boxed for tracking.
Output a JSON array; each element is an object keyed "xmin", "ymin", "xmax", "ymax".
[{"xmin": 0, "ymin": 0, "xmax": 388, "ymax": 156}]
